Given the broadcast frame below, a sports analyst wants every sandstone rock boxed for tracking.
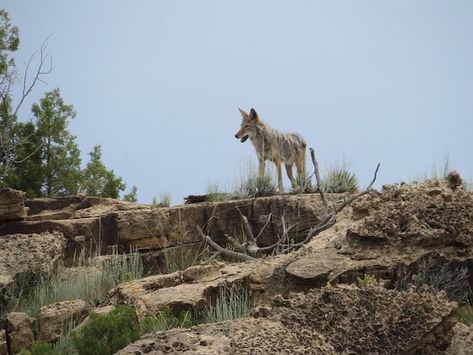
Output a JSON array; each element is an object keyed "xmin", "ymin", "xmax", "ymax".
[
  {"xmin": 0, "ymin": 232, "xmax": 67, "ymax": 309},
  {"xmin": 37, "ymin": 299, "xmax": 89, "ymax": 342},
  {"xmin": 108, "ymin": 259, "xmax": 285, "ymax": 318},
  {"xmin": 446, "ymin": 323, "xmax": 473, "ymax": 355},
  {"xmin": 348, "ymin": 180, "xmax": 473, "ymax": 247},
  {"xmin": 117, "ymin": 317, "xmax": 336, "ymax": 355},
  {"xmin": 117, "ymin": 284, "xmax": 456, "ymax": 354},
  {"xmin": 0, "ymin": 312, "xmax": 34, "ymax": 354},
  {"xmin": 0, "ymin": 188, "xmax": 26, "ymax": 222}
]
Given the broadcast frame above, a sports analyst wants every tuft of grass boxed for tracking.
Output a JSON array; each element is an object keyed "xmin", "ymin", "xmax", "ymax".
[
  {"xmin": 458, "ymin": 303, "xmax": 473, "ymax": 326},
  {"xmin": 429, "ymin": 152, "xmax": 451, "ymax": 181},
  {"xmin": 292, "ymin": 174, "xmax": 312, "ymax": 194},
  {"xmin": 13, "ymin": 248, "xmax": 143, "ymax": 317},
  {"xmin": 205, "ymin": 284, "xmax": 252, "ymax": 323},
  {"xmin": 152, "ymin": 192, "xmax": 172, "ymax": 207},
  {"xmin": 140, "ymin": 306, "xmax": 195, "ymax": 334},
  {"xmin": 160, "ymin": 245, "xmax": 211, "ymax": 274},
  {"xmin": 322, "ymin": 163, "xmax": 358, "ymax": 193},
  {"xmin": 239, "ymin": 174, "xmax": 276, "ymax": 198},
  {"xmin": 205, "ymin": 182, "xmax": 230, "ymax": 202}
]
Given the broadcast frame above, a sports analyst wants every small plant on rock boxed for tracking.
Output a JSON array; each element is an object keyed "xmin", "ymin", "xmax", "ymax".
[
  {"xmin": 458, "ymin": 303, "xmax": 473, "ymax": 326},
  {"xmin": 322, "ymin": 164, "xmax": 358, "ymax": 193},
  {"xmin": 292, "ymin": 174, "xmax": 312, "ymax": 194},
  {"xmin": 357, "ymin": 274, "xmax": 377, "ymax": 288}
]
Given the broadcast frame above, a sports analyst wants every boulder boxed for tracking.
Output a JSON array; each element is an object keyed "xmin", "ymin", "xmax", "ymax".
[
  {"xmin": 0, "ymin": 232, "xmax": 67, "ymax": 309},
  {"xmin": 446, "ymin": 323, "xmax": 473, "ymax": 355},
  {"xmin": 37, "ymin": 299, "xmax": 89, "ymax": 342},
  {"xmin": 0, "ymin": 312, "xmax": 34, "ymax": 354},
  {"xmin": 108, "ymin": 259, "xmax": 286, "ymax": 317},
  {"xmin": 0, "ymin": 188, "xmax": 26, "ymax": 222}
]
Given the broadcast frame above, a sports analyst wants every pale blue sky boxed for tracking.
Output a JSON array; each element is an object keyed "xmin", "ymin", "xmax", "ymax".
[{"xmin": 5, "ymin": 1, "xmax": 473, "ymax": 204}]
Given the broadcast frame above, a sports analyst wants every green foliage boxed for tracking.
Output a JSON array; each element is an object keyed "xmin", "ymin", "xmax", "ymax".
[
  {"xmin": 458, "ymin": 303, "xmax": 473, "ymax": 326},
  {"xmin": 123, "ymin": 185, "xmax": 138, "ymax": 202},
  {"xmin": 31, "ymin": 88, "xmax": 82, "ymax": 196},
  {"xmin": 2, "ymin": 121, "xmax": 43, "ymax": 196},
  {"xmin": 19, "ymin": 341, "xmax": 54, "ymax": 355},
  {"xmin": 0, "ymin": 9, "xmax": 20, "ymax": 75},
  {"xmin": 80, "ymin": 145, "xmax": 126, "ymax": 198},
  {"xmin": 357, "ymin": 274, "xmax": 377, "ymax": 288},
  {"xmin": 72, "ymin": 306, "xmax": 140, "ymax": 355},
  {"xmin": 322, "ymin": 164, "xmax": 358, "ymax": 193},
  {"xmin": 205, "ymin": 284, "xmax": 251, "ymax": 323}
]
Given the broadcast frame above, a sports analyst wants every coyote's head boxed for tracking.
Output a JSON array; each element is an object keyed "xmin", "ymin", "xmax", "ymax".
[{"xmin": 235, "ymin": 108, "xmax": 259, "ymax": 143}]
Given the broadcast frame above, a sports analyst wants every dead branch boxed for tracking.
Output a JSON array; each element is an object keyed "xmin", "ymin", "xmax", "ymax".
[
  {"xmin": 0, "ymin": 36, "xmax": 52, "ymax": 180},
  {"xmin": 197, "ymin": 147, "xmax": 380, "ymax": 259},
  {"xmin": 196, "ymin": 225, "xmax": 255, "ymax": 261}
]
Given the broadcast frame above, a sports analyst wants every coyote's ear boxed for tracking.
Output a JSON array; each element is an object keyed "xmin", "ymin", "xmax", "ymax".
[
  {"xmin": 238, "ymin": 108, "xmax": 248, "ymax": 118},
  {"xmin": 249, "ymin": 108, "xmax": 258, "ymax": 121}
]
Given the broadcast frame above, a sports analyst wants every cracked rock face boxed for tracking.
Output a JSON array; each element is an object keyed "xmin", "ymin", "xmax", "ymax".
[{"xmin": 117, "ymin": 284, "xmax": 457, "ymax": 354}]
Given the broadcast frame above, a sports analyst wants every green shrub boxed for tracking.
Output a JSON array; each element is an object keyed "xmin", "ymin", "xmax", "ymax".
[
  {"xmin": 18, "ymin": 341, "xmax": 53, "ymax": 355},
  {"xmin": 322, "ymin": 165, "xmax": 358, "ymax": 193},
  {"xmin": 72, "ymin": 306, "xmax": 139, "ymax": 355}
]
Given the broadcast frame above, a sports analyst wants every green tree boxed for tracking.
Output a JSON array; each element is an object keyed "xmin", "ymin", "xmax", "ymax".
[
  {"xmin": 0, "ymin": 10, "xmax": 20, "ymax": 179},
  {"xmin": 2, "ymin": 121, "xmax": 43, "ymax": 196},
  {"xmin": 81, "ymin": 145, "xmax": 126, "ymax": 198},
  {"xmin": 0, "ymin": 9, "xmax": 19, "ymax": 75},
  {"xmin": 32, "ymin": 88, "xmax": 82, "ymax": 196},
  {"xmin": 0, "ymin": 9, "xmax": 51, "ymax": 184},
  {"xmin": 123, "ymin": 185, "xmax": 138, "ymax": 202}
]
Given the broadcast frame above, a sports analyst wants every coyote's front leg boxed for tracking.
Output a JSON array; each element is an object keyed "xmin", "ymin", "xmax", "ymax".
[
  {"xmin": 258, "ymin": 158, "xmax": 265, "ymax": 180},
  {"xmin": 275, "ymin": 160, "xmax": 283, "ymax": 191}
]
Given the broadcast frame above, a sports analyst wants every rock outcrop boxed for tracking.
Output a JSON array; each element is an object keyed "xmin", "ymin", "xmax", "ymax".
[
  {"xmin": 117, "ymin": 284, "xmax": 457, "ymax": 354},
  {"xmin": 0, "ymin": 188, "xmax": 26, "ymax": 223},
  {"xmin": 0, "ymin": 232, "xmax": 67, "ymax": 309},
  {"xmin": 37, "ymin": 299, "xmax": 89, "ymax": 342},
  {"xmin": 0, "ymin": 312, "xmax": 34, "ymax": 354}
]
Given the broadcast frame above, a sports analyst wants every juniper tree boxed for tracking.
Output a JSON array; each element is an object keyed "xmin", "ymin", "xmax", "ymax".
[
  {"xmin": 32, "ymin": 88, "xmax": 82, "ymax": 196},
  {"xmin": 81, "ymin": 145, "xmax": 125, "ymax": 198}
]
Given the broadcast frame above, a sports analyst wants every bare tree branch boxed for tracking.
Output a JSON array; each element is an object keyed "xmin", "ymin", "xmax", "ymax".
[
  {"xmin": 310, "ymin": 147, "xmax": 330, "ymax": 211},
  {"xmin": 196, "ymin": 225, "xmax": 255, "ymax": 261},
  {"xmin": 13, "ymin": 37, "xmax": 53, "ymax": 118}
]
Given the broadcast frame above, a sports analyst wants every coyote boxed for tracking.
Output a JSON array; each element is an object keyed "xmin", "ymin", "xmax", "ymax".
[{"xmin": 235, "ymin": 108, "xmax": 307, "ymax": 191}]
